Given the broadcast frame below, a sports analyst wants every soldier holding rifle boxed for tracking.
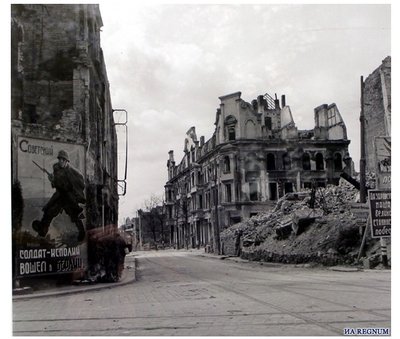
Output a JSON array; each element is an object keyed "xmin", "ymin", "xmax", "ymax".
[{"xmin": 32, "ymin": 150, "xmax": 86, "ymax": 241}]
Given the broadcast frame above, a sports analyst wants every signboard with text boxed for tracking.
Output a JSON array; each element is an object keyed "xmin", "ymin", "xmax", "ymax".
[
  {"xmin": 368, "ymin": 190, "xmax": 391, "ymax": 238},
  {"xmin": 14, "ymin": 137, "xmax": 87, "ymax": 278},
  {"xmin": 375, "ymin": 136, "xmax": 391, "ymax": 190}
]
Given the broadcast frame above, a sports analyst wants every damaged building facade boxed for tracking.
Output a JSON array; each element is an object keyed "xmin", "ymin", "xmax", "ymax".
[
  {"xmin": 165, "ymin": 92, "xmax": 352, "ymax": 251},
  {"xmin": 11, "ymin": 4, "xmax": 120, "ymax": 281},
  {"xmin": 363, "ymin": 56, "xmax": 391, "ymax": 171}
]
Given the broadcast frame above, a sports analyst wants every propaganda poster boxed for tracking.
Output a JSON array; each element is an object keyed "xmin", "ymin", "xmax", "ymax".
[
  {"xmin": 14, "ymin": 137, "xmax": 88, "ymax": 278},
  {"xmin": 374, "ymin": 136, "xmax": 391, "ymax": 190}
]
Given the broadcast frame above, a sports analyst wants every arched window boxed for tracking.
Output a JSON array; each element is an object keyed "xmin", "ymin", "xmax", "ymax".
[
  {"xmin": 302, "ymin": 153, "xmax": 311, "ymax": 170},
  {"xmin": 266, "ymin": 153, "xmax": 276, "ymax": 171},
  {"xmin": 316, "ymin": 153, "xmax": 324, "ymax": 170},
  {"xmin": 334, "ymin": 153, "xmax": 343, "ymax": 171},
  {"xmin": 228, "ymin": 127, "xmax": 236, "ymax": 141},
  {"xmin": 224, "ymin": 156, "xmax": 230, "ymax": 172},
  {"xmin": 282, "ymin": 153, "xmax": 291, "ymax": 170},
  {"xmin": 225, "ymin": 115, "xmax": 237, "ymax": 141}
]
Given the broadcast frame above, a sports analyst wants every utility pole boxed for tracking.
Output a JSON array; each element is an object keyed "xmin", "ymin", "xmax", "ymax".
[
  {"xmin": 138, "ymin": 210, "xmax": 142, "ymax": 250},
  {"xmin": 213, "ymin": 161, "xmax": 221, "ymax": 255},
  {"xmin": 359, "ymin": 76, "xmax": 367, "ymax": 203}
]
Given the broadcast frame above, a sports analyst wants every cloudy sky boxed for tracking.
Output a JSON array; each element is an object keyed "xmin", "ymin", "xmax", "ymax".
[
  {"xmin": 97, "ymin": 2, "xmax": 391, "ymax": 223},
  {"xmin": 3, "ymin": 1, "xmax": 391, "ymax": 224}
]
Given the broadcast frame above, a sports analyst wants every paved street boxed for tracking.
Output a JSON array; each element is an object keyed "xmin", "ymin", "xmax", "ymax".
[{"xmin": 13, "ymin": 250, "xmax": 391, "ymax": 336}]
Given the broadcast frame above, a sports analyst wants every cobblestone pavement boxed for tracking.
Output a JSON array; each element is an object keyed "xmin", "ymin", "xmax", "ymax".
[{"xmin": 13, "ymin": 250, "xmax": 391, "ymax": 336}]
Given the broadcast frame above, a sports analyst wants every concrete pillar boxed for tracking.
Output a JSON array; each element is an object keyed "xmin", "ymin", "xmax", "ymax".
[
  {"xmin": 260, "ymin": 168, "xmax": 267, "ymax": 200},
  {"xmin": 296, "ymin": 171, "xmax": 301, "ymax": 191}
]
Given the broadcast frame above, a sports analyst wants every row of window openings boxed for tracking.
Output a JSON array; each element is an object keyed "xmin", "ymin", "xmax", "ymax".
[
  {"xmin": 167, "ymin": 153, "xmax": 341, "ymax": 200},
  {"xmin": 167, "ymin": 179, "xmax": 327, "ymax": 204},
  {"xmin": 223, "ymin": 182, "xmax": 269, "ymax": 202},
  {"xmin": 183, "ymin": 152, "xmax": 334, "ymax": 189},
  {"xmin": 167, "ymin": 178, "xmax": 327, "ymax": 214},
  {"xmin": 182, "ymin": 119, "xmax": 343, "ymax": 171},
  {"xmin": 224, "ymin": 181, "xmax": 327, "ymax": 203},
  {"xmin": 174, "ymin": 152, "xmax": 343, "ymax": 180},
  {"xmin": 223, "ymin": 153, "xmax": 343, "ymax": 173},
  {"xmin": 167, "ymin": 153, "xmax": 342, "ymax": 200},
  {"xmin": 226, "ymin": 118, "xmax": 272, "ymax": 141},
  {"xmin": 185, "ymin": 118, "xmax": 271, "ymax": 166}
]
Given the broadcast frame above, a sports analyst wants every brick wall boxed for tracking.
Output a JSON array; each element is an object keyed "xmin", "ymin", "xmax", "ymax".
[{"xmin": 364, "ymin": 56, "xmax": 391, "ymax": 171}]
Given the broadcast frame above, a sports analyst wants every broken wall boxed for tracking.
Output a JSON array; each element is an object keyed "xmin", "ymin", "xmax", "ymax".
[
  {"xmin": 364, "ymin": 56, "xmax": 391, "ymax": 171},
  {"xmin": 11, "ymin": 4, "xmax": 120, "ymax": 282},
  {"xmin": 314, "ymin": 104, "xmax": 347, "ymax": 141}
]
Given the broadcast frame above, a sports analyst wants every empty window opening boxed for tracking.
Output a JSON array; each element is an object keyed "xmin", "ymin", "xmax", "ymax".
[
  {"xmin": 230, "ymin": 216, "xmax": 241, "ymax": 225},
  {"xmin": 303, "ymin": 182, "xmax": 312, "ymax": 189},
  {"xmin": 282, "ymin": 153, "xmax": 291, "ymax": 170},
  {"xmin": 265, "ymin": 116, "xmax": 272, "ymax": 130},
  {"xmin": 224, "ymin": 156, "xmax": 231, "ymax": 172},
  {"xmin": 225, "ymin": 184, "xmax": 232, "ymax": 202},
  {"xmin": 228, "ymin": 127, "xmax": 236, "ymax": 141},
  {"xmin": 266, "ymin": 153, "xmax": 276, "ymax": 171},
  {"xmin": 302, "ymin": 153, "xmax": 311, "ymax": 170},
  {"xmin": 334, "ymin": 153, "xmax": 343, "ymax": 171},
  {"xmin": 316, "ymin": 153, "xmax": 324, "ymax": 170},
  {"xmin": 284, "ymin": 182, "xmax": 293, "ymax": 194},
  {"xmin": 269, "ymin": 183, "xmax": 277, "ymax": 200},
  {"xmin": 249, "ymin": 182, "xmax": 258, "ymax": 201}
]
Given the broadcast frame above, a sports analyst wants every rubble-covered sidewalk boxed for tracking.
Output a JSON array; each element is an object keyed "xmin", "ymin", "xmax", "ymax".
[{"xmin": 220, "ymin": 174, "xmax": 391, "ymax": 268}]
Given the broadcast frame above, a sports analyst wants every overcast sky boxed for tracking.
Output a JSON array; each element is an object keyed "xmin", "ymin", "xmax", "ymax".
[
  {"xmin": 2, "ymin": 1, "xmax": 391, "ymax": 224},
  {"xmin": 97, "ymin": 2, "xmax": 390, "ymax": 223}
]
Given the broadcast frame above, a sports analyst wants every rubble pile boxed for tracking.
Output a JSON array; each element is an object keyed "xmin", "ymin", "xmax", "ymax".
[{"xmin": 220, "ymin": 174, "xmax": 388, "ymax": 267}]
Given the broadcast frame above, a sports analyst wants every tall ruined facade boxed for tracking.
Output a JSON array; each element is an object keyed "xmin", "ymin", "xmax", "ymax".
[
  {"xmin": 11, "ymin": 5, "xmax": 119, "ymax": 280},
  {"xmin": 165, "ymin": 92, "xmax": 352, "ymax": 252},
  {"xmin": 363, "ymin": 56, "xmax": 391, "ymax": 171}
]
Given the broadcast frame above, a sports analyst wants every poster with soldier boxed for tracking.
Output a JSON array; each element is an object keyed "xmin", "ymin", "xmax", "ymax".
[{"xmin": 14, "ymin": 137, "xmax": 88, "ymax": 278}]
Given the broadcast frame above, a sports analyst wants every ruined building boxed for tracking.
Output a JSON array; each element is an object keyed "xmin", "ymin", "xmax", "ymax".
[
  {"xmin": 363, "ymin": 56, "xmax": 391, "ymax": 171},
  {"xmin": 137, "ymin": 206, "xmax": 170, "ymax": 249},
  {"xmin": 11, "ymin": 4, "xmax": 120, "ymax": 280},
  {"xmin": 165, "ymin": 92, "xmax": 352, "ymax": 251}
]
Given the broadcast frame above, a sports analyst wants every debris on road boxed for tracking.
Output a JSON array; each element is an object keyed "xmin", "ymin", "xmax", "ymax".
[{"xmin": 220, "ymin": 173, "xmax": 390, "ymax": 267}]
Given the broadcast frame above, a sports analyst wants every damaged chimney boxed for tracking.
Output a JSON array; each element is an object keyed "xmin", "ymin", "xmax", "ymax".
[
  {"xmin": 274, "ymin": 93, "xmax": 280, "ymax": 109},
  {"xmin": 168, "ymin": 150, "xmax": 174, "ymax": 162}
]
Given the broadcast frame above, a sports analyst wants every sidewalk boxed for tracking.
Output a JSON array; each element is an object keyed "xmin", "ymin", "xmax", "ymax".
[
  {"xmin": 12, "ymin": 254, "xmax": 137, "ymax": 301},
  {"xmin": 12, "ymin": 250, "xmax": 219, "ymax": 300}
]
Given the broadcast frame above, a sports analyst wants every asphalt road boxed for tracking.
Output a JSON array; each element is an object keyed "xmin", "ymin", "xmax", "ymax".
[{"xmin": 13, "ymin": 250, "xmax": 391, "ymax": 336}]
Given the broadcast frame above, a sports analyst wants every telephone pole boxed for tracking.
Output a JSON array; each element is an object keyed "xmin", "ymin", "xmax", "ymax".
[{"xmin": 359, "ymin": 76, "xmax": 367, "ymax": 203}]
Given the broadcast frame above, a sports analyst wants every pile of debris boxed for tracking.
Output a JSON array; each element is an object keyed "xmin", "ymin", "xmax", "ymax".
[{"xmin": 220, "ymin": 174, "xmax": 389, "ymax": 267}]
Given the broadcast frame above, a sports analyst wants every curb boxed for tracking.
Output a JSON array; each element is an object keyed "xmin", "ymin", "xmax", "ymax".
[
  {"xmin": 13, "ymin": 257, "xmax": 137, "ymax": 301},
  {"xmin": 328, "ymin": 266, "xmax": 362, "ymax": 272}
]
